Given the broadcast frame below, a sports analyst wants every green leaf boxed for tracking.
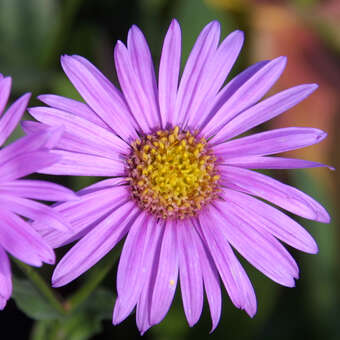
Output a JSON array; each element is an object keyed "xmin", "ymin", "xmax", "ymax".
[
  {"xmin": 80, "ymin": 288, "xmax": 115, "ymax": 320},
  {"xmin": 30, "ymin": 314, "xmax": 102, "ymax": 340},
  {"xmin": 30, "ymin": 288, "xmax": 114, "ymax": 340},
  {"xmin": 12, "ymin": 277, "xmax": 63, "ymax": 320}
]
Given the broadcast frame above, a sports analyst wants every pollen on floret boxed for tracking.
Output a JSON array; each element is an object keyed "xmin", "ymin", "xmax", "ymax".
[{"xmin": 127, "ymin": 126, "xmax": 220, "ymax": 219}]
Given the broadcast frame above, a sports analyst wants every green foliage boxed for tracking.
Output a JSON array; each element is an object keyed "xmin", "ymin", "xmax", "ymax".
[
  {"xmin": 12, "ymin": 277, "xmax": 63, "ymax": 320},
  {"xmin": 13, "ymin": 280, "xmax": 114, "ymax": 340},
  {"xmin": 29, "ymin": 288, "xmax": 113, "ymax": 340}
]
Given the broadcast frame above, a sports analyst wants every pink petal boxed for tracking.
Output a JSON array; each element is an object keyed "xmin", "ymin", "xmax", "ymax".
[
  {"xmin": 193, "ymin": 224, "xmax": 222, "ymax": 333},
  {"xmin": 28, "ymin": 106, "xmax": 130, "ymax": 156},
  {"xmin": 213, "ymin": 127, "xmax": 326, "ymax": 156},
  {"xmin": 173, "ymin": 21, "xmax": 220, "ymax": 126},
  {"xmin": 222, "ymin": 188, "xmax": 318, "ymax": 253},
  {"xmin": 0, "ymin": 77, "xmax": 12, "ymax": 117},
  {"xmin": 37, "ymin": 150, "xmax": 124, "ymax": 176},
  {"xmin": 0, "ymin": 93, "xmax": 31, "ymax": 145},
  {"xmin": 0, "ymin": 210, "xmax": 55, "ymax": 266},
  {"xmin": 214, "ymin": 84, "xmax": 318, "ymax": 142},
  {"xmin": 0, "ymin": 247, "xmax": 12, "ymax": 310},
  {"xmin": 0, "ymin": 194, "xmax": 71, "ymax": 232},
  {"xmin": 177, "ymin": 220, "xmax": 204, "ymax": 326},
  {"xmin": 135, "ymin": 219, "xmax": 165, "ymax": 334},
  {"xmin": 36, "ymin": 183, "xmax": 129, "ymax": 248},
  {"xmin": 0, "ymin": 151, "xmax": 60, "ymax": 182},
  {"xmin": 127, "ymin": 25, "xmax": 160, "ymax": 127},
  {"xmin": 198, "ymin": 211, "xmax": 257, "ymax": 316},
  {"xmin": 113, "ymin": 212, "xmax": 152, "ymax": 324},
  {"xmin": 186, "ymin": 30, "xmax": 244, "ymax": 129},
  {"xmin": 201, "ymin": 56, "xmax": 287, "ymax": 138},
  {"xmin": 0, "ymin": 126, "xmax": 63, "ymax": 164},
  {"xmin": 52, "ymin": 201, "xmax": 139, "ymax": 287},
  {"xmin": 37, "ymin": 94, "xmax": 109, "ymax": 129},
  {"xmin": 114, "ymin": 41, "xmax": 156, "ymax": 131},
  {"xmin": 149, "ymin": 219, "xmax": 179, "ymax": 325},
  {"xmin": 208, "ymin": 60, "xmax": 269, "ymax": 119},
  {"xmin": 211, "ymin": 201, "xmax": 299, "ymax": 286},
  {"xmin": 220, "ymin": 166, "xmax": 330, "ymax": 222},
  {"xmin": 223, "ymin": 155, "xmax": 333, "ymax": 170},
  {"xmin": 1, "ymin": 179, "xmax": 76, "ymax": 201},
  {"xmin": 60, "ymin": 55, "xmax": 137, "ymax": 142},
  {"xmin": 158, "ymin": 19, "xmax": 182, "ymax": 128}
]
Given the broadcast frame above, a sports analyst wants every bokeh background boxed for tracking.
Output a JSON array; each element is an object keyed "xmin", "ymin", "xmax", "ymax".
[{"xmin": 0, "ymin": 0, "xmax": 339, "ymax": 339}]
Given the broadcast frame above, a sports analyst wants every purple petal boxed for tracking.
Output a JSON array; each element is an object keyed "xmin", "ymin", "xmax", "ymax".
[
  {"xmin": 28, "ymin": 106, "xmax": 130, "ymax": 156},
  {"xmin": 36, "ymin": 183, "xmax": 130, "ymax": 248},
  {"xmin": 0, "ymin": 247, "xmax": 12, "ymax": 310},
  {"xmin": 220, "ymin": 166, "xmax": 330, "ymax": 222},
  {"xmin": 192, "ymin": 223, "xmax": 221, "ymax": 332},
  {"xmin": 197, "ymin": 212, "xmax": 257, "ymax": 317},
  {"xmin": 208, "ymin": 60, "xmax": 269, "ymax": 118},
  {"xmin": 0, "ymin": 151, "xmax": 60, "ymax": 182},
  {"xmin": 222, "ymin": 188, "xmax": 318, "ymax": 253},
  {"xmin": 0, "ymin": 210, "xmax": 55, "ymax": 266},
  {"xmin": 0, "ymin": 179, "xmax": 76, "ymax": 201},
  {"xmin": 127, "ymin": 25, "xmax": 160, "ymax": 127},
  {"xmin": 158, "ymin": 19, "xmax": 181, "ymax": 128},
  {"xmin": 201, "ymin": 56, "xmax": 287, "ymax": 138},
  {"xmin": 135, "ymin": 220, "xmax": 165, "ymax": 334},
  {"xmin": 0, "ymin": 194, "xmax": 72, "ymax": 232},
  {"xmin": 213, "ymin": 127, "xmax": 327, "ymax": 156},
  {"xmin": 76, "ymin": 177, "xmax": 127, "ymax": 195},
  {"xmin": 113, "ymin": 212, "xmax": 151, "ymax": 324},
  {"xmin": 0, "ymin": 126, "xmax": 63, "ymax": 164},
  {"xmin": 173, "ymin": 21, "xmax": 220, "ymax": 126},
  {"xmin": 0, "ymin": 93, "xmax": 31, "ymax": 145},
  {"xmin": 52, "ymin": 201, "xmax": 139, "ymax": 287},
  {"xmin": 177, "ymin": 220, "xmax": 203, "ymax": 327},
  {"xmin": 214, "ymin": 84, "xmax": 318, "ymax": 142},
  {"xmin": 0, "ymin": 77, "xmax": 12, "ymax": 117},
  {"xmin": 149, "ymin": 219, "xmax": 178, "ymax": 325},
  {"xmin": 37, "ymin": 150, "xmax": 124, "ymax": 176},
  {"xmin": 21, "ymin": 120, "xmax": 46, "ymax": 134},
  {"xmin": 60, "ymin": 55, "xmax": 137, "ymax": 142},
  {"xmin": 186, "ymin": 30, "xmax": 244, "ymax": 129},
  {"xmin": 114, "ymin": 41, "xmax": 156, "ymax": 131},
  {"xmin": 37, "ymin": 94, "xmax": 109, "ymax": 129},
  {"xmin": 223, "ymin": 155, "xmax": 334, "ymax": 170},
  {"xmin": 211, "ymin": 201, "xmax": 299, "ymax": 287}
]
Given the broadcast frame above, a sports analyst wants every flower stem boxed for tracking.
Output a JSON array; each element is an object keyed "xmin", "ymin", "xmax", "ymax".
[
  {"xmin": 66, "ymin": 251, "xmax": 116, "ymax": 312},
  {"xmin": 13, "ymin": 258, "xmax": 67, "ymax": 316}
]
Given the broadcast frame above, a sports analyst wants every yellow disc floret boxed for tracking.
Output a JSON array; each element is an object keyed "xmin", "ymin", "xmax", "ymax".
[{"xmin": 127, "ymin": 126, "xmax": 220, "ymax": 219}]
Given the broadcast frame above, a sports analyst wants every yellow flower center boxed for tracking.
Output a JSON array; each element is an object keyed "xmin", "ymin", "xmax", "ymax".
[{"xmin": 127, "ymin": 126, "xmax": 220, "ymax": 219}]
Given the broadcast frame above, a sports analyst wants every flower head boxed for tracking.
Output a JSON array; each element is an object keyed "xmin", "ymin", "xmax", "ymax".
[
  {"xmin": 0, "ymin": 74, "xmax": 76, "ymax": 309},
  {"xmin": 28, "ymin": 20, "xmax": 330, "ymax": 333}
]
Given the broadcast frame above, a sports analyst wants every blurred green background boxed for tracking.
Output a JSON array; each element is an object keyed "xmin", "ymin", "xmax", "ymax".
[{"xmin": 0, "ymin": 0, "xmax": 339, "ymax": 339}]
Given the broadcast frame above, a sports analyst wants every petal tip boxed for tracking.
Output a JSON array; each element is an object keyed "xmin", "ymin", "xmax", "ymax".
[
  {"xmin": 317, "ymin": 131, "xmax": 327, "ymax": 142},
  {"xmin": 170, "ymin": 18, "xmax": 180, "ymax": 27},
  {"xmin": 51, "ymin": 275, "xmax": 62, "ymax": 288},
  {"xmin": 272, "ymin": 55, "xmax": 288, "ymax": 69},
  {"xmin": 232, "ymin": 29, "xmax": 245, "ymax": 40},
  {"xmin": 21, "ymin": 92, "xmax": 32, "ymax": 103},
  {"xmin": 309, "ymin": 83, "xmax": 319, "ymax": 91}
]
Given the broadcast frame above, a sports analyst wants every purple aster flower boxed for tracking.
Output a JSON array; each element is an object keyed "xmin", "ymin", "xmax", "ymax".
[
  {"xmin": 0, "ymin": 74, "xmax": 76, "ymax": 309},
  {"xmin": 27, "ymin": 20, "xmax": 331, "ymax": 333}
]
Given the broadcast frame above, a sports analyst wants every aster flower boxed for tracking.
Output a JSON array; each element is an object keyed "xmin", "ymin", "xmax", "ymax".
[
  {"xmin": 27, "ymin": 19, "xmax": 330, "ymax": 333},
  {"xmin": 0, "ymin": 74, "xmax": 76, "ymax": 309}
]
